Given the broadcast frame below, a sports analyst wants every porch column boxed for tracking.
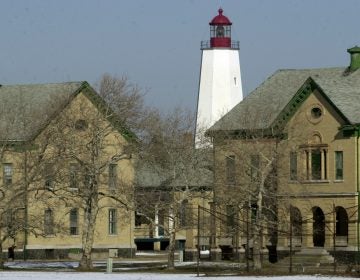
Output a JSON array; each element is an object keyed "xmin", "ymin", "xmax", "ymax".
[
  {"xmin": 321, "ymin": 149, "xmax": 328, "ymax": 180},
  {"xmin": 154, "ymin": 206, "xmax": 159, "ymax": 238},
  {"xmin": 306, "ymin": 150, "xmax": 311, "ymax": 180},
  {"xmin": 303, "ymin": 213, "xmax": 313, "ymax": 247},
  {"xmin": 321, "ymin": 150, "xmax": 325, "ymax": 180}
]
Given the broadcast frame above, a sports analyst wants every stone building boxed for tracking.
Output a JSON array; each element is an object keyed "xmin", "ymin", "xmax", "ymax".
[
  {"xmin": 0, "ymin": 81, "xmax": 135, "ymax": 260},
  {"xmin": 208, "ymin": 47, "xmax": 360, "ymax": 263}
]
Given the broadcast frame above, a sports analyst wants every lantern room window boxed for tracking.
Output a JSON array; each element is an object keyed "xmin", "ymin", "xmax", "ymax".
[{"xmin": 210, "ymin": 25, "xmax": 231, "ymax": 38}]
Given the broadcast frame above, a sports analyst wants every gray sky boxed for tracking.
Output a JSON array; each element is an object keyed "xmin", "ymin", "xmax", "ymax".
[{"xmin": 0, "ymin": 0, "xmax": 358, "ymax": 112}]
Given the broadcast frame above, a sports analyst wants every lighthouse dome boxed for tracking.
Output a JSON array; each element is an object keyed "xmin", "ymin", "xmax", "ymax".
[{"xmin": 210, "ymin": 8, "xmax": 232, "ymax": 26}]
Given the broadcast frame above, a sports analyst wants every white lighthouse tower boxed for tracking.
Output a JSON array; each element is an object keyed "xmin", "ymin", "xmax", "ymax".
[{"xmin": 195, "ymin": 8, "xmax": 243, "ymax": 147}]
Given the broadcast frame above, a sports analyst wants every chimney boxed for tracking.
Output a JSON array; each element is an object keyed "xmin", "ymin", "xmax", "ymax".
[{"xmin": 347, "ymin": 46, "xmax": 360, "ymax": 71}]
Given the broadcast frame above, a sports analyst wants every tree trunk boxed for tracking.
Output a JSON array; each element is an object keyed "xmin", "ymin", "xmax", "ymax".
[
  {"xmin": 253, "ymin": 178, "xmax": 265, "ymax": 271},
  {"xmin": 79, "ymin": 198, "xmax": 99, "ymax": 270},
  {"xmin": 252, "ymin": 224, "xmax": 262, "ymax": 270},
  {"xmin": 0, "ymin": 242, "xmax": 4, "ymax": 269},
  {"xmin": 167, "ymin": 228, "xmax": 176, "ymax": 269}
]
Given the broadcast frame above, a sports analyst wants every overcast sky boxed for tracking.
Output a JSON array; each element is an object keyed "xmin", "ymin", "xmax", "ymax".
[{"xmin": 0, "ymin": 0, "xmax": 359, "ymax": 112}]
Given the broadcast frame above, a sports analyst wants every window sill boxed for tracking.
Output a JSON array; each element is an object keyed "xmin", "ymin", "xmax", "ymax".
[
  {"xmin": 301, "ymin": 180, "xmax": 330, "ymax": 184},
  {"xmin": 334, "ymin": 179, "xmax": 344, "ymax": 183},
  {"xmin": 288, "ymin": 180, "xmax": 299, "ymax": 184},
  {"xmin": 108, "ymin": 234, "xmax": 118, "ymax": 236}
]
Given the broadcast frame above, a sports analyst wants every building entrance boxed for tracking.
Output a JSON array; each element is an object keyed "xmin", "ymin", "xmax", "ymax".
[{"xmin": 313, "ymin": 207, "xmax": 325, "ymax": 247}]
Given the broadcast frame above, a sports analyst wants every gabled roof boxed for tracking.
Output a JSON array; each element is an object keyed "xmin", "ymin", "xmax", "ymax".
[
  {"xmin": 0, "ymin": 82, "xmax": 83, "ymax": 142},
  {"xmin": 0, "ymin": 81, "xmax": 135, "ymax": 142},
  {"xmin": 135, "ymin": 149, "xmax": 213, "ymax": 190},
  {"xmin": 209, "ymin": 67, "xmax": 360, "ymax": 133},
  {"xmin": 135, "ymin": 163, "xmax": 213, "ymax": 190}
]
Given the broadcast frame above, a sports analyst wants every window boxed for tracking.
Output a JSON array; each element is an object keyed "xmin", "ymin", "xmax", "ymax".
[
  {"xmin": 210, "ymin": 25, "xmax": 231, "ymax": 38},
  {"xmin": 69, "ymin": 164, "xmax": 78, "ymax": 189},
  {"xmin": 44, "ymin": 164, "xmax": 54, "ymax": 190},
  {"xmin": 311, "ymin": 107, "xmax": 322, "ymax": 119},
  {"xmin": 216, "ymin": 25, "xmax": 225, "ymax": 37},
  {"xmin": 250, "ymin": 155, "xmax": 260, "ymax": 181},
  {"xmin": 290, "ymin": 152, "xmax": 297, "ymax": 181},
  {"xmin": 304, "ymin": 148, "xmax": 327, "ymax": 181},
  {"xmin": 108, "ymin": 209, "xmax": 117, "ymax": 235},
  {"xmin": 135, "ymin": 211, "xmax": 148, "ymax": 227},
  {"xmin": 307, "ymin": 105, "xmax": 324, "ymax": 124},
  {"xmin": 109, "ymin": 163, "xmax": 117, "ymax": 189},
  {"xmin": 70, "ymin": 208, "xmax": 78, "ymax": 235},
  {"xmin": 74, "ymin": 119, "xmax": 88, "ymax": 130},
  {"xmin": 84, "ymin": 171, "xmax": 92, "ymax": 188},
  {"xmin": 251, "ymin": 203, "xmax": 258, "ymax": 223},
  {"xmin": 225, "ymin": 155, "xmax": 236, "ymax": 185},
  {"xmin": 180, "ymin": 200, "xmax": 192, "ymax": 227},
  {"xmin": 158, "ymin": 209, "xmax": 165, "ymax": 236},
  {"xmin": 3, "ymin": 163, "xmax": 13, "ymax": 185},
  {"xmin": 44, "ymin": 209, "xmax": 54, "ymax": 235},
  {"xmin": 335, "ymin": 151, "xmax": 343, "ymax": 180},
  {"xmin": 5, "ymin": 209, "xmax": 14, "ymax": 237},
  {"xmin": 311, "ymin": 149, "xmax": 322, "ymax": 180},
  {"xmin": 226, "ymin": 205, "xmax": 235, "ymax": 229}
]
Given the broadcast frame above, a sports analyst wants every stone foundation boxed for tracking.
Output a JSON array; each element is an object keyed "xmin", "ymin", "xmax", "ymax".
[
  {"xmin": 184, "ymin": 249, "xmax": 197, "ymax": 261},
  {"xmin": 276, "ymin": 248, "xmax": 358, "ymax": 265},
  {"xmin": 210, "ymin": 248, "xmax": 222, "ymax": 261},
  {"xmin": 232, "ymin": 247, "xmax": 245, "ymax": 262},
  {"xmin": 329, "ymin": 250, "xmax": 358, "ymax": 265},
  {"xmin": 2, "ymin": 247, "xmax": 136, "ymax": 260}
]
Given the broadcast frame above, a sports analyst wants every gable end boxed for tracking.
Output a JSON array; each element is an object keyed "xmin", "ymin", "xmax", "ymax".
[{"xmin": 271, "ymin": 77, "xmax": 351, "ymax": 133}]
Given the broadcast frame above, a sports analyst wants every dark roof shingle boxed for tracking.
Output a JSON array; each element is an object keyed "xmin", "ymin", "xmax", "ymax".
[
  {"xmin": 209, "ymin": 67, "xmax": 360, "ymax": 132},
  {"xmin": 0, "ymin": 82, "xmax": 83, "ymax": 141}
]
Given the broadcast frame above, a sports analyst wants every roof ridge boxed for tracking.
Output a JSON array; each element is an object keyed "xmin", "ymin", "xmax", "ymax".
[
  {"xmin": 277, "ymin": 66, "xmax": 345, "ymax": 72},
  {"xmin": 0, "ymin": 81, "xmax": 85, "ymax": 87}
]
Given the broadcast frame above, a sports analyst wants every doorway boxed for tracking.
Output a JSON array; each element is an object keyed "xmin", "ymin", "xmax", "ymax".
[{"xmin": 313, "ymin": 207, "xmax": 325, "ymax": 247}]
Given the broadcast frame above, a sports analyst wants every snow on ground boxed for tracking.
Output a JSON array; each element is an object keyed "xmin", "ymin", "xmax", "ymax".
[{"xmin": 0, "ymin": 272, "xmax": 358, "ymax": 280}]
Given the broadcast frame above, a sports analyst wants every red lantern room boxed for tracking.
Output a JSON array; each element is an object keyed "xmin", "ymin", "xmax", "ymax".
[{"xmin": 209, "ymin": 8, "xmax": 232, "ymax": 48}]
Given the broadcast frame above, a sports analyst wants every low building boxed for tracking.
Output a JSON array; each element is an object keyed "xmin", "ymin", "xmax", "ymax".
[{"xmin": 134, "ymin": 152, "xmax": 213, "ymax": 261}]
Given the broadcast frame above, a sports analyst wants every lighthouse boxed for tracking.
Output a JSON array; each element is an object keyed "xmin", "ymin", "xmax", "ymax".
[{"xmin": 195, "ymin": 8, "xmax": 243, "ymax": 147}]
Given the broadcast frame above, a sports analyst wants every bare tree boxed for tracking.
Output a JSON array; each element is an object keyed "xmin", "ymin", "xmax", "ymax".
[
  {"xmin": 207, "ymin": 103, "xmax": 286, "ymax": 270},
  {"xmin": 0, "ymin": 90, "xmax": 71, "ymax": 267},
  {"xmin": 0, "ymin": 79, "xmax": 147, "ymax": 269},
  {"xmin": 135, "ymin": 108, "xmax": 213, "ymax": 269},
  {"xmin": 44, "ymin": 77, "xmax": 147, "ymax": 270}
]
